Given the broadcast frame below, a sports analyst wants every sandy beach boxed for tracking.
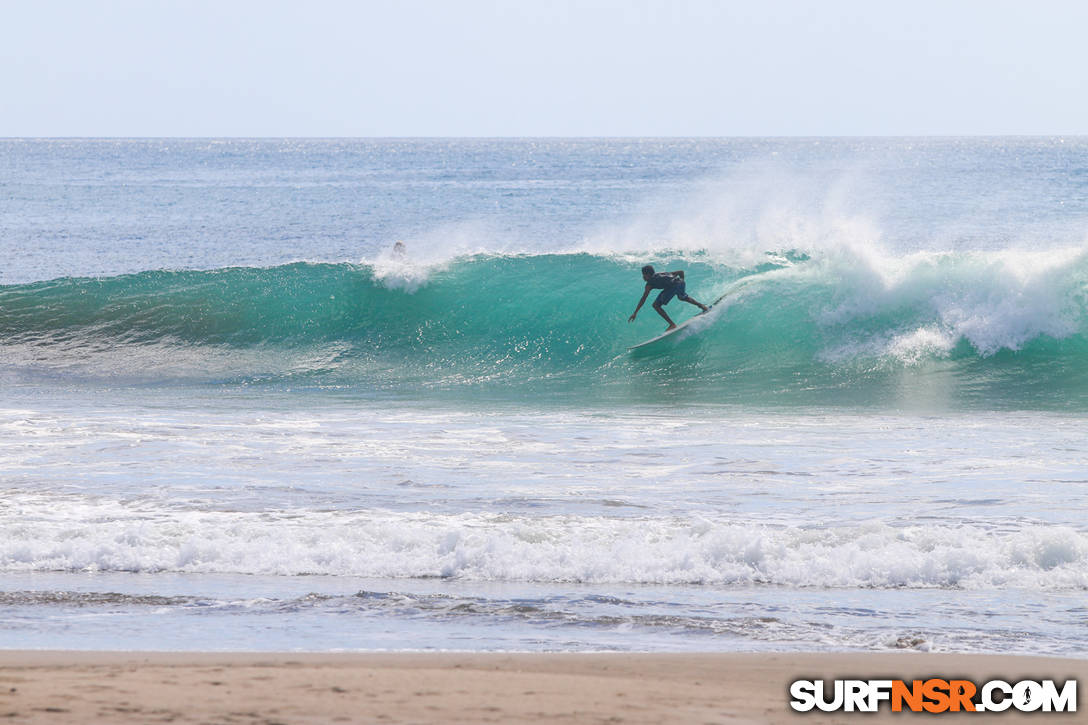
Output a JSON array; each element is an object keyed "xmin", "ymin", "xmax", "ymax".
[{"xmin": 0, "ymin": 651, "xmax": 1083, "ymax": 724}]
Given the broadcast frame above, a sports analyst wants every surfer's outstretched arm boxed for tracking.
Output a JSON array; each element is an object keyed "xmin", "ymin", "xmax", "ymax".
[{"xmin": 628, "ymin": 286, "xmax": 651, "ymax": 322}]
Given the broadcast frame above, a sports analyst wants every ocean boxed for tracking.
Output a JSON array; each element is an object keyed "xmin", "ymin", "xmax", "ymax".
[{"xmin": 1, "ymin": 137, "xmax": 1086, "ymax": 655}]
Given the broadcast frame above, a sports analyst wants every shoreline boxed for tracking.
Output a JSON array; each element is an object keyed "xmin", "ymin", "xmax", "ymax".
[{"xmin": 1, "ymin": 651, "xmax": 1084, "ymax": 723}]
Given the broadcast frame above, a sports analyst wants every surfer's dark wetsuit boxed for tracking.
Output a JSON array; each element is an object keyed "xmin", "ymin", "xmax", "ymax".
[
  {"xmin": 628, "ymin": 265, "xmax": 710, "ymax": 330},
  {"xmin": 645, "ymin": 272, "xmax": 691, "ymax": 306}
]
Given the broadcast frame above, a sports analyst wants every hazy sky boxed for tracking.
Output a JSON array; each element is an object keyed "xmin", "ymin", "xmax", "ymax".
[{"xmin": 3, "ymin": 0, "xmax": 1086, "ymax": 136}]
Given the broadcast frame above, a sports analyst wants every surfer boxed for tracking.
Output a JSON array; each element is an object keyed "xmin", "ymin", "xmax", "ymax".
[{"xmin": 628, "ymin": 265, "xmax": 710, "ymax": 331}]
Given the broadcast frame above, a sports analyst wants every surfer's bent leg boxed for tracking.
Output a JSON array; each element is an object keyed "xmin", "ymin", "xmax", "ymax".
[
  {"xmin": 653, "ymin": 288, "xmax": 679, "ymax": 329},
  {"xmin": 652, "ymin": 300, "xmax": 677, "ymax": 330},
  {"xmin": 676, "ymin": 286, "xmax": 710, "ymax": 314},
  {"xmin": 683, "ymin": 296, "xmax": 710, "ymax": 313}
]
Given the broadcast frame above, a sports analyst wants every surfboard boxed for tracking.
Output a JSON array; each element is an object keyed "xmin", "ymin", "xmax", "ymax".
[
  {"xmin": 627, "ymin": 312, "xmax": 707, "ymax": 350},
  {"xmin": 627, "ymin": 290, "xmax": 732, "ymax": 351}
]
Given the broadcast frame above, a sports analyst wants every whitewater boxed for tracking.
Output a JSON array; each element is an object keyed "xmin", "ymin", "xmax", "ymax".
[{"xmin": 2, "ymin": 138, "xmax": 1087, "ymax": 655}]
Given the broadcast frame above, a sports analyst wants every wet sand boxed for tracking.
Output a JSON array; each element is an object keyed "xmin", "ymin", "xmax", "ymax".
[{"xmin": 0, "ymin": 651, "xmax": 1083, "ymax": 724}]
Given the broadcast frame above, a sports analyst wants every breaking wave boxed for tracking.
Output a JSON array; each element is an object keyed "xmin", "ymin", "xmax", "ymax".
[{"xmin": 3, "ymin": 247, "xmax": 1087, "ymax": 408}]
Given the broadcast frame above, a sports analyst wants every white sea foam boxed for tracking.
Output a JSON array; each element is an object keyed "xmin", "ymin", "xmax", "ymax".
[
  {"xmin": 796, "ymin": 245, "xmax": 1088, "ymax": 364},
  {"xmin": 3, "ymin": 494, "xmax": 1085, "ymax": 590}
]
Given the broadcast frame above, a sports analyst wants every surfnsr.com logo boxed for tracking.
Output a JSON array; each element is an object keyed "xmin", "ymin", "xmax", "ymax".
[{"xmin": 790, "ymin": 678, "xmax": 1077, "ymax": 713}]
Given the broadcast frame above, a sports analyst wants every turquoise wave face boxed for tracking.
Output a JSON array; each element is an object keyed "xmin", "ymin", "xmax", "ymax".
[{"xmin": 3, "ymin": 251, "xmax": 1088, "ymax": 408}]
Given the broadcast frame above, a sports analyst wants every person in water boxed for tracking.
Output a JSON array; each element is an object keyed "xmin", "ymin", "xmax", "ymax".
[{"xmin": 628, "ymin": 265, "xmax": 710, "ymax": 331}]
